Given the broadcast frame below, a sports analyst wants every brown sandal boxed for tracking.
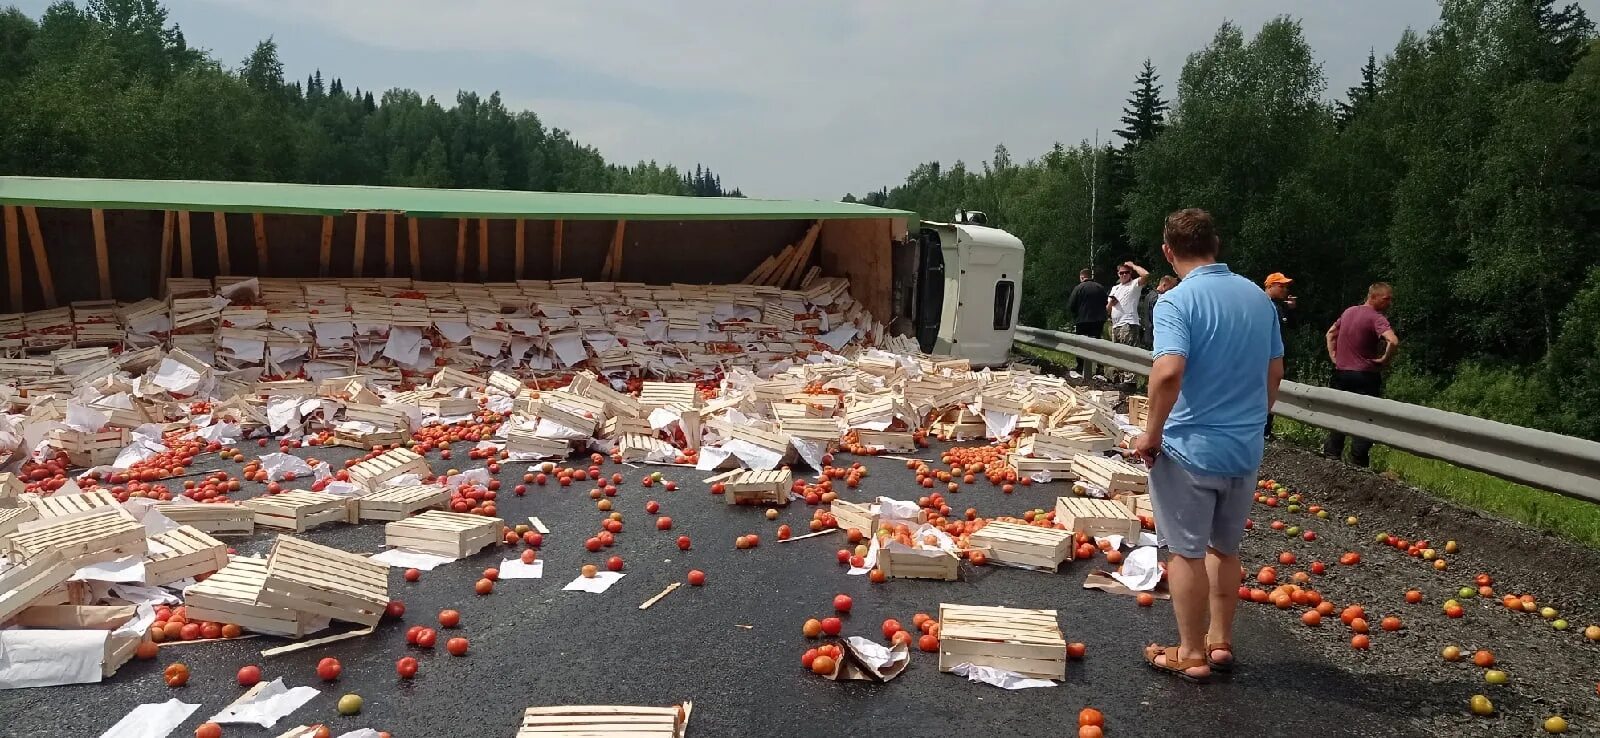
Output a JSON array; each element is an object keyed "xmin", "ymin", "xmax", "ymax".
[
  {"xmin": 1143, "ymin": 643, "xmax": 1210, "ymax": 683},
  {"xmin": 1206, "ymin": 642, "xmax": 1234, "ymax": 672}
]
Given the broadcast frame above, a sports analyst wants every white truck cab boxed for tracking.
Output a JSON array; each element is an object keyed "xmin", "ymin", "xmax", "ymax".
[{"xmin": 903, "ymin": 217, "xmax": 1024, "ymax": 367}]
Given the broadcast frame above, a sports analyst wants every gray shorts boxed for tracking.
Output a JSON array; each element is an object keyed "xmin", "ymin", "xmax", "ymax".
[{"xmin": 1147, "ymin": 456, "xmax": 1256, "ymax": 559}]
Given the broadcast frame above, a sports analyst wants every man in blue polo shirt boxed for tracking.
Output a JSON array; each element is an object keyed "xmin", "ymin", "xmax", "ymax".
[{"xmin": 1132, "ymin": 208, "xmax": 1284, "ymax": 682}]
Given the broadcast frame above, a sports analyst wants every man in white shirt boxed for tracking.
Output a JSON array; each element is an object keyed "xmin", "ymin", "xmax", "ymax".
[{"xmin": 1106, "ymin": 260, "xmax": 1150, "ymax": 383}]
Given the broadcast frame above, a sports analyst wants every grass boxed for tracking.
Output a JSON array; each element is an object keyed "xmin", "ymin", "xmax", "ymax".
[{"xmin": 1014, "ymin": 343, "xmax": 1600, "ymax": 548}]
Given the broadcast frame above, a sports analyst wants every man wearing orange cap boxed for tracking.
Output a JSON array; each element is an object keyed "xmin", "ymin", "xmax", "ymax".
[{"xmin": 1262, "ymin": 273, "xmax": 1295, "ymax": 439}]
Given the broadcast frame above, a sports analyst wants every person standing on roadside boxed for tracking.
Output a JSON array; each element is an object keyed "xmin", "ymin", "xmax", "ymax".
[
  {"xmin": 1140, "ymin": 276, "xmax": 1179, "ymax": 348},
  {"xmin": 1323, "ymin": 283, "xmax": 1400, "ymax": 467},
  {"xmin": 1133, "ymin": 208, "xmax": 1284, "ymax": 683},
  {"xmin": 1066, "ymin": 268, "xmax": 1109, "ymax": 376},
  {"xmin": 1107, "ymin": 261, "xmax": 1149, "ymax": 384},
  {"xmin": 1262, "ymin": 273, "xmax": 1295, "ymax": 438}
]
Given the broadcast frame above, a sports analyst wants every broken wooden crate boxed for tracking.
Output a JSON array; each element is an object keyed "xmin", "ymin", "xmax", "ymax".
[
  {"xmin": 713, "ymin": 469, "xmax": 791, "ymax": 506},
  {"xmin": 829, "ymin": 499, "xmax": 879, "ymax": 536},
  {"xmin": 876, "ymin": 541, "xmax": 960, "ymax": 581},
  {"xmin": 968, "ymin": 521, "xmax": 1075, "ymax": 569},
  {"xmin": 1070, "ymin": 454, "xmax": 1149, "ymax": 496},
  {"xmin": 516, "ymin": 703, "xmax": 691, "ymax": 738},
  {"xmin": 1053, "ymin": 496, "xmax": 1140, "ymax": 541},
  {"xmin": 7, "ymin": 506, "xmax": 147, "ymax": 568},
  {"xmin": 183, "ymin": 556, "xmax": 310, "ymax": 637},
  {"xmin": 143, "ymin": 525, "xmax": 230, "ymax": 587},
  {"xmin": 0, "ymin": 548, "xmax": 73, "ymax": 625},
  {"xmin": 384, "ymin": 510, "xmax": 504, "ymax": 558},
  {"xmin": 29, "ymin": 489, "xmax": 121, "ymax": 518},
  {"xmin": 154, "ymin": 502, "xmax": 254, "ymax": 536},
  {"xmin": 256, "ymin": 535, "xmax": 389, "ymax": 627},
  {"xmin": 0, "ymin": 471, "xmax": 25, "ymax": 506},
  {"xmin": 346, "ymin": 447, "xmax": 430, "ymax": 490},
  {"xmin": 242, "ymin": 491, "xmax": 348, "ymax": 532},
  {"xmin": 354, "ymin": 484, "xmax": 449, "ymax": 522},
  {"xmin": 937, "ymin": 603, "xmax": 1067, "ymax": 680}
]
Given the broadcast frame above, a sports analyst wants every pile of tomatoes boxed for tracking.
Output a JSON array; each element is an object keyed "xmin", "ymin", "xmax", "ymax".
[
  {"xmin": 148, "ymin": 605, "xmax": 243, "ymax": 644},
  {"xmin": 178, "ymin": 470, "xmax": 242, "ymax": 502},
  {"xmin": 18, "ymin": 451, "xmax": 73, "ymax": 493},
  {"xmin": 410, "ymin": 412, "xmax": 507, "ymax": 452},
  {"xmin": 448, "ymin": 483, "xmax": 498, "ymax": 517}
]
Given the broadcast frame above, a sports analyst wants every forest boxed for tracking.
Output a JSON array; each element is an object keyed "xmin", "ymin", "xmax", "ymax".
[
  {"xmin": 846, "ymin": 0, "xmax": 1600, "ymax": 442},
  {"xmin": 0, "ymin": 1, "xmax": 740, "ymax": 197}
]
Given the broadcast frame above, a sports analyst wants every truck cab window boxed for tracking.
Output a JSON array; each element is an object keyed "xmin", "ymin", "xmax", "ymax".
[{"xmin": 992, "ymin": 279, "xmax": 1015, "ymax": 330}]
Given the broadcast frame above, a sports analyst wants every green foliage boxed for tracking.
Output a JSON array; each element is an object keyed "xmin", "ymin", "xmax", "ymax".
[{"xmin": 0, "ymin": 1, "xmax": 737, "ymax": 196}]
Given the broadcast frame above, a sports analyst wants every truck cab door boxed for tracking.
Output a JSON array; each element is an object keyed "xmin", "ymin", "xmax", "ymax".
[{"xmin": 914, "ymin": 228, "xmax": 945, "ymax": 353}]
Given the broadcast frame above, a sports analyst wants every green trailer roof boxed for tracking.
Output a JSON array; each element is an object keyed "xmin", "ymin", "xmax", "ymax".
[{"xmin": 0, "ymin": 176, "xmax": 915, "ymax": 221}]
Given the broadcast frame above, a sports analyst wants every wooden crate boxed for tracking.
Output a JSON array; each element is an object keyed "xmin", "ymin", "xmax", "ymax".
[
  {"xmin": 506, "ymin": 426, "xmax": 572, "ymax": 459},
  {"xmin": 1120, "ymin": 493, "xmax": 1154, "ymax": 519},
  {"xmin": 779, "ymin": 417, "xmax": 841, "ymax": 445},
  {"xmin": 0, "ymin": 548, "xmax": 73, "ymax": 625},
  {"xmin": 856, "ymin": 430, "xmax": 914, "ymax": 452},
  {"xmin": 8, "ymin": 507, "xmax": 147, "ymax": 568},
  {"xmin": 0, "ymin": 505, "xmax": 40, "ymax": 539},
  {"xmin": 1126, "ymin": 395, "xmax": 1149, "ymax": 427},
  {"xmin": 29, "ymin": 489, "xmax": 120, "ymax": 518},
  {"xmin": 347, "ymin": 447, "xmax": 430, "ymax": 490},
  {"xmin": 602, "ymin": 415, "xmax": 654, "ymax": 438},
  {"xmin": 0, "ymin": 472, "xmax": 26, "ymax": 506},
  {"xmin": 183, "ymin": 556, "xmax": 310, "ymax": 637},
  {"xmin": 385, "ymin": 510, "xmax": 504, "ymax": 558},
  {"xmin": 938, "ymin": 603, "xmax": 1067, "ymax": 680},
  {"xmin": 1019, "ymin": 430, "xmax": 1112, "ymax": 459},
  {"xmin": 968, "ymin": 521, "xmax": 1075, "ymax": 569},
  {"xmin": 639, "ymin": 381, "xmax": 698, "ymax": 409},
  {"xmin": 343, "ymin": 403, "xmax": 409, "ymax": 430},
  {"xmin": 616, "ymin": 433, "xmax": 676, "ymax": 463},
  {"xmin": 419, "ymin": 396, "xmax": 477, "ymax": 417},
  {"xmin": 143, "ymin": 525, "xmax": 229, "ymax": 586},
  {"xmin": 1071, "ymin": 454, "xmax": 1148, "ymax": 496},
  {"xmin": 332, "ymin": 426, "xmax": 407, "ymax": 450},
  {"xmin": 154, "ymin": 502, "xmax": 254, "ymax": 536},
  {"xmin": 257, "ymin": 535, "xmax": 389, "ymax": 627},
  {"xmin": 242, "ymin": 491, "xmax": 348, "ymax": 532},
  {"xmin": 568, "ymin": 372, "xmax": 644, "ymax": 418},
  {"xmin": 355, "ymin": 484, "xmax": 449, "ymax": 522},
  {"xmin": 717, "ymin": 469, "xmax": 791, "ymax": 506},
  {"xmin": 1053, "ymin": 496, "xmax": 1140, "ymax": 541},
  {"xmin": 517, "ymin": 704, "xmax": 690, "ymax": 738},
  {"xmin": 50, "ymin": 428, "xmax": 129, "ymax": 467},
  {"xmin": 1007, "ymin": 454, "xmax": 1078, "ymax": 476},
  {"xmin": 829, "ymin": 499, "xmax": 879, "ymax": 536},
  {"xmin": 877, "ymin": 542, "xmax": 959, "ymax": 581},
  {"xmin": 428, "ymin": 365, "xmax": 485, "ymax": 390},
  {"xmin": 529, "ymin": 398, "xmax": 599, "ymax": 434}
]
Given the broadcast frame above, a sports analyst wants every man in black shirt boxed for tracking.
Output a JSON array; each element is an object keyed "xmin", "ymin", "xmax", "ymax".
[
  {"xmin": 1263, "ymin": 272, "xmax": 1295, "ymax": 438},
  {"xmin": 1066, "ymin": 269, "xmax": 1109, "ymax": 375}
]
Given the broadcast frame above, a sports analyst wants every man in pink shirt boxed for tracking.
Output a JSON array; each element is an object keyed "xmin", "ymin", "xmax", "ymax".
[{"xmin": 1322, "ymin": 283, "xmax": 1400, "ymax": 466}]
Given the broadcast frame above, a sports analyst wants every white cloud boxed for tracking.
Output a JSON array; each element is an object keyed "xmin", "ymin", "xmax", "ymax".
[{"xmin": 196, "ymin": 0, "xmax": 1585, "ymax": 199}]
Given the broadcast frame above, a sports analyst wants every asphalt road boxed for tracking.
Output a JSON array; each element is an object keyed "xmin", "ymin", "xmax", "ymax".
[{"xmin": 0, "ymin": 439, "xmax": 1463, "ymax": 738}]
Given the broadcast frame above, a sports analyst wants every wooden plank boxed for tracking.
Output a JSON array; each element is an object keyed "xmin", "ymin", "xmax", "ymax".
[
  {"xmin": 552, "ymin": 220, "xmax": 563, "ymax": 276},
  {"xmin": 740, "ymin": 254, "xmax": 776, "ymax": 285},
  {"xmin": 384, "ymin": 212, "xmax": 396, "ymax": 277},
  {"xmin": 407, "ymin": 216, "xmax": 421, "ymax": 279},
  {"xmin": 638, "ymin": 581, "xmax": 679, "ymax": 610},
  {"xmin": 607, "ymin": 220, "xmax": 626, "ymax": 280},
  {"xmin": 260, "ymin": 625, "xmax": 374, "ymax": 657},
  {"xmin": 455, "ymin": 218, "xmax": 468, "ymax": 282},
  {"xmin": 3, "ymin": 206, "xmax": 20, "ymax": 311},
  {"xmin": 91, "ymin": 208, "xmax": 112, "ymax": 297},
  {"xmin": 178, "ymin": 210, "xmax": 193, "ymax": 278},
  {"xmin": 478, "ymin": 217, "xmax": 490, "ymax": 279},
  {"xmin": 20, "ymin": 207, "xmax": 54, "ymax": 307},
  {"xmin": 211, "ymin": 211, "xmax": 230, "ymax": 275},
  {"xmin": 252, "ymin": 212, "xmax": 269, "ymax": 274},
  {"xmin": 159, "ymin": 210, "xmax": 174, "ymax": 291},
  {"xmin": 776, "ymin": 221, "xmax": 821, "ymax": 288},
  {"xmin": 352, "ymin": 211, "xmax": 367, "ymax": 277},
  {"xmin": 317, "ymin": 215, "xmax": 333, "ymax": 277},
  {"xmin": 514, "ymin": 219, "xmax": 526, "ymax": 278}
]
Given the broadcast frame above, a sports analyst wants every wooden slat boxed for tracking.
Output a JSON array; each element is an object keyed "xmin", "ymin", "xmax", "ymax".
[
  {"xmin": 91, "ymin": 208, "xmax": 112, "ymax": 297},
  {"xmin": 777, "ymin": 221, "xmax": 821, "ymax": 288},
  {"xmin": 455, "ymin": 218, "xmax": 468, "ymax": 281},
  {"xmin": 352, "ymin": 211, "xmax": 367, "ymax": 277},
  {"xmin": 3, "ymin": 206, "xmax": 21, "ymax": 311},
  {"xmin": 252, "ymin": 212, "xmax": 269, "ymax": 274},
  {"xmin": 478, "ymin": 217, "xmax": 490, "ymax": 279},
  {"xmin": 407, "ymin": 216, "xmax": 421, "ymax": 279},
  {"xmin": 317, "ymin": 215, "xmax": 333, "ymax": 277},
  {"xmin": 211, "ymin": 211, "xmax": 230, "ymax": 275},
  {"xmin": 178, "ymin": 210, "xmax": 193, "ymax": 278},
  {"xmin": 383, "ymin": 212, "xmax": 396, "ymax": 278},
  {"xmin": 159, "ymin": 210, "xmax": 174, "ymax": 291},
  {"xmin": 552, "ymin": 219, "xmax": 564, "ymax": 276},
  {"xmin": 20, "ymin": 207, "xmax": 54, "ymax": 307},
  {"xmin": 606, "ymin": 220, "xmax": 626, "ymax": 280},
  {"xmin": 514, "ymin": 219, "xmax": 525, "ymax": 278}
]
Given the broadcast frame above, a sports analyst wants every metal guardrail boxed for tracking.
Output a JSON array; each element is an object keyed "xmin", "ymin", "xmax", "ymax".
[{"xmin": 1013, "ymin": 325, "xmax": 1600, "ymax": 504}]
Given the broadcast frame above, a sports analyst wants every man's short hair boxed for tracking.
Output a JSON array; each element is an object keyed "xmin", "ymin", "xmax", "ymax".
[
  {"xmin": 1157, "ymin": 276, "xmax": 1179, "ymax": 290},
  {"xmin": 1079, "ymin": 268, "xmax": 1092, "ymax": 280},
  {"xmin": 1368, "ymin": 282, "xmax": 1392, "ymax": 298},
  {"xmin": 1163, "ymin": 208, "xmax": 1220, "ymax": 259}
]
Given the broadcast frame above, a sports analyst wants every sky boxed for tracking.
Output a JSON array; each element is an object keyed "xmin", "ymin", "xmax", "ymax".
[{"xmin": 13, "ymin": 1, "xmax": 1600, "ymax": 199}]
